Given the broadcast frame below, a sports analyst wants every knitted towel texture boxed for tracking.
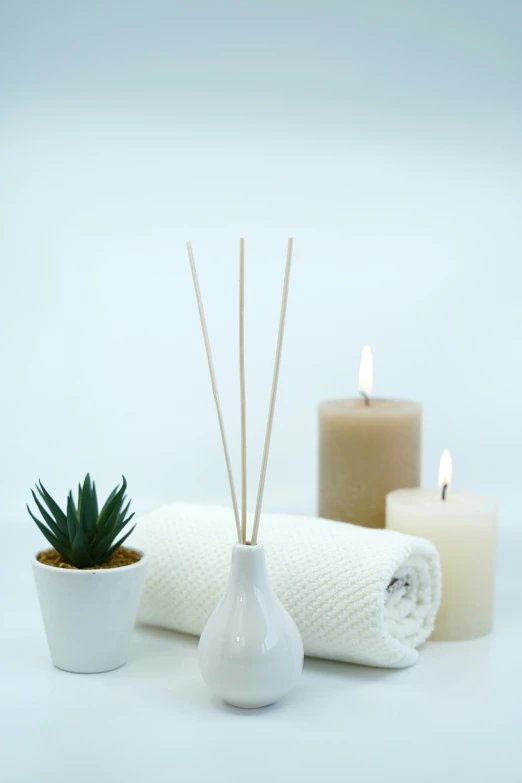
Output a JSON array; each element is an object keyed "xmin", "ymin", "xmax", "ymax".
[{"xmin": 130, "ymin": 503, "xmax": 442, "ymax": 668}]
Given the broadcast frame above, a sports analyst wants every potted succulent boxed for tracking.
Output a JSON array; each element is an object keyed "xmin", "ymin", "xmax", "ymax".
[{"xmin": 28, "ymin": 474, "xmax": 147, "ymax": 673}]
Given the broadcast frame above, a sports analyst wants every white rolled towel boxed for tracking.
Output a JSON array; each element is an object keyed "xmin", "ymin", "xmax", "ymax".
[{"xmin": 130, "ymin": 503, "xmax": 442, "ymax": 668}]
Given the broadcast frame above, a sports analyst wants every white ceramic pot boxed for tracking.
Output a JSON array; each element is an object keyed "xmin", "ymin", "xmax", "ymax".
[
  {"xmin": 32, "ymin": 549, "xmax": 147, "ymax": 673},
  {"xmin": 198, "ymin": 543, "xmax": 304, "ymax": 708}
]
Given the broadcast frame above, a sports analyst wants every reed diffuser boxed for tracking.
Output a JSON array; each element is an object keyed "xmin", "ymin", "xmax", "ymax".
[{"xmin": 186, "ymin": 238, "xmax": 303, "ymax": 709}]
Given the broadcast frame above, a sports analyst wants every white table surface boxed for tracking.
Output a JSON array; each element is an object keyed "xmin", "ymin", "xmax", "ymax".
[{"xmin": 1, "ymin": 522, "xmax": 521, "ymax": 783}]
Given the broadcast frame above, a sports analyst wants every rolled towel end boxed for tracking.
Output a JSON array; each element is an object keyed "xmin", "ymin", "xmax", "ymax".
[{"xmin": 382, "ymin": 547, "xmax": 442, "ymax": 667}]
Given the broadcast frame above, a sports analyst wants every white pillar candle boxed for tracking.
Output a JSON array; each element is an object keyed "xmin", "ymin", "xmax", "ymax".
[{"xmin": 386, "ymin": 451, "xmax": 498, "ymax": 641}]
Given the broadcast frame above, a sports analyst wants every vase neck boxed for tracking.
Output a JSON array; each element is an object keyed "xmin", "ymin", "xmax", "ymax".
[{"xmin": 227, "ymin": 543, "xmax": 270, "ymax": 592}]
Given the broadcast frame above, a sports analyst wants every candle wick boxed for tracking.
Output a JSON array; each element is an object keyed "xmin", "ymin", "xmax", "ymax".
[
  {"xmin": 360, "ymin": 391, "xmax": 370, "ymax": 406},
  {"xmin": 441, "ymin": 484, "xmax": 448, "ymax": 501}
]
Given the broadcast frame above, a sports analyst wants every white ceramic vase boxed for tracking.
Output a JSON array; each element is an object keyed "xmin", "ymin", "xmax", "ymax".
[
  {"xmin": 32, "ymin": 549, "xmax": 147, "ymax": 673},
  {"xmin": 198, "ymin": 543, "xmax": 304, "ymax": 708}
]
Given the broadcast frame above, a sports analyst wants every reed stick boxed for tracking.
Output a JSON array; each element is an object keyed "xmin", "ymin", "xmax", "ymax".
[
  {"xmin": 251, "ymin": 238, "xmax": 294, "ymax": 545},
  {"xmin": 239, "ymin": 239, "xmax": 247, "ymax": 545},
  {"xmin": 186, "ymin": 242, "xmax": 243, "ymax": 544}
]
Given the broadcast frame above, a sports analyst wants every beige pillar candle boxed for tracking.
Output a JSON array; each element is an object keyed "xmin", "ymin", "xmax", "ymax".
[
  {"xmin": 386, "ymin": 451, "xmax": 498, "ymax": 641},
  {"xmin": 318, "ymin": 347, "xmax": 421, "ymax": 529}
]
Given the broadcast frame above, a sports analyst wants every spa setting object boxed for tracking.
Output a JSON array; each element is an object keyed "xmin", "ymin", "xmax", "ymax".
[
  {"xmin": 318, "ymin": 345, "xmax": 421, "ymax": 529},
  {"xmin": 131, "ymin": 503, "xmax": 441, "ymax": 668},
  {"xmin": 131, "ymin": 239, "xmax": 442, "ymax": 676},
  {"xmin": 183, "ymin": 239, "xmax": 303, "ymax": 708},
  {"xmin": 386, "ymin": 450, "xmax": 498, "ymax": 641},
  {"xmin": 28, "ymin": 474, "xmax": 147, "ymax": 673}
]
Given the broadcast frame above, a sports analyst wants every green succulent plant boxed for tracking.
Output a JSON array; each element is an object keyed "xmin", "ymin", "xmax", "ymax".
[{"xmin": 27, "ymin": 474, "xmax": 136, "ymax": 568}]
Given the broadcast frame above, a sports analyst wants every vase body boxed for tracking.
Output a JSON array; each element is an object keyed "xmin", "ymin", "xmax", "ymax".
[
  {"xmin": 198, "ymin": 543, "xmax": 304, "ymax": 708},
  {"xmin": 32, "ymin": 549, "xmax": 147, "ymax": 673}
]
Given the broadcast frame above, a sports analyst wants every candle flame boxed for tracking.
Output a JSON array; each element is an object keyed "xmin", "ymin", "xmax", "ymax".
[
  {"xmin": 438, "ymin": 449, "xmax": 452, "ymax": 491},
  {"xmin": 359, "ymin": 345, "xmax": 373, "ymax": 398}
]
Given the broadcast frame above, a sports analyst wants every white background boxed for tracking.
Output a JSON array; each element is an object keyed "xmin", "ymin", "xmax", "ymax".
[
  {"xmin": 1, "ymin": 1, "xmax": 521, "ymax": 526},
  {"xmin": 1, "ymin": 2, "xmax": 521, "ymax": 781}
]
